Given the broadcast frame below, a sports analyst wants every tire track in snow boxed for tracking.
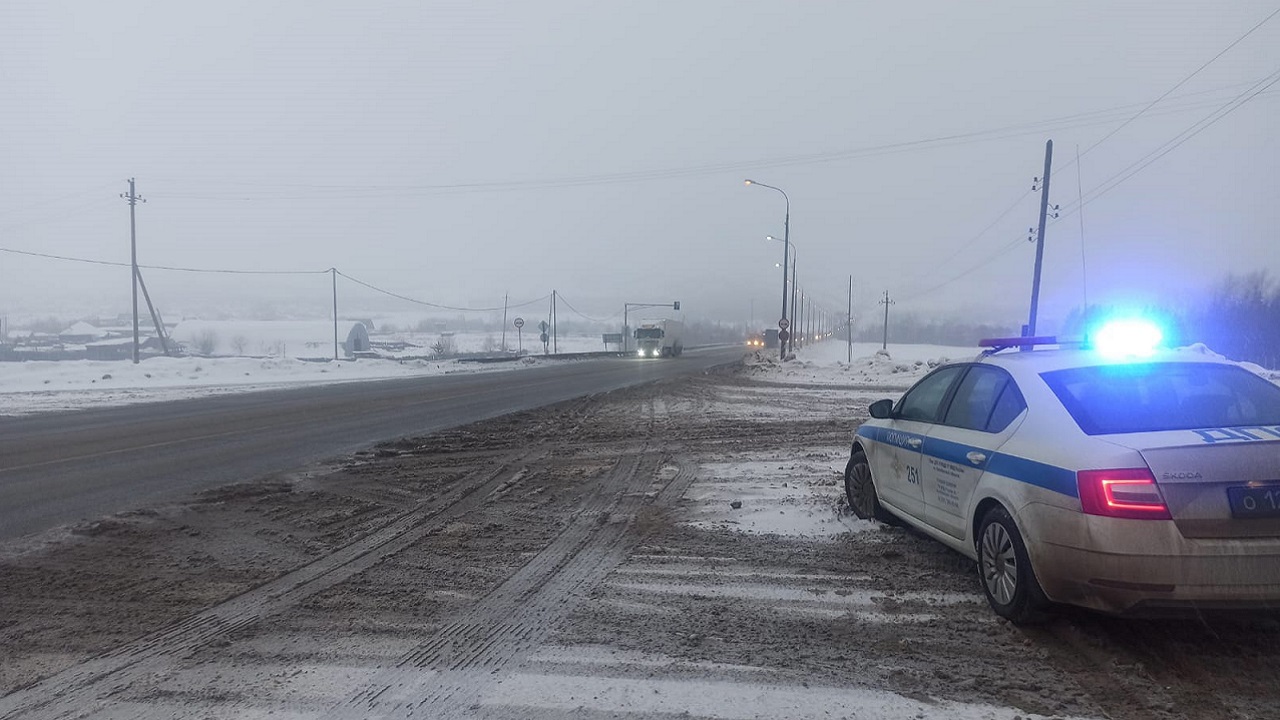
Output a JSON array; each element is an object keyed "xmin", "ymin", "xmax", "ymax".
[
  {"xmin": 0, "ymin": 451, "xmax": 539, "ymax": 720},
  {"xmin": 321, "ymin": 450, "xmax": 701, "ymax": 719}
]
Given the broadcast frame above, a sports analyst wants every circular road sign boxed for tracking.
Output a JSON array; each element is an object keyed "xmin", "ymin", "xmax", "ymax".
[
  {"xmin": 514, "ymin": 317, "xmax": 525, "ymax": 329},
  {"xmin": 778, "ymin": 318, "xmax": 790, "ymax": 330},
  {"xmin": 778, "ymin": 329, "xmax": 791, "ymax": 342}
]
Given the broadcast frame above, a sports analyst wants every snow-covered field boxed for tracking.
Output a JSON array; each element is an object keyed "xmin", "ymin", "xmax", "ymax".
[
  {"xmin": 0, "ymin": 338, "xmax": 963, "ymax": 417},
  {"xmin": 0, "ymin": 332, "xmax": 615, "ymax": 416}
]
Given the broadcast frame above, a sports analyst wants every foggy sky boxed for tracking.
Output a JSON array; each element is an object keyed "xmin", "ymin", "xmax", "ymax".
[{"xmin": 4, "ymin": 1, "xmax": 1278, "ymax": 334}]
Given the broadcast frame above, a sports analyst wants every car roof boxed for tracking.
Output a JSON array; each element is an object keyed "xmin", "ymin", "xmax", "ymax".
[{"xmin": 969, "ymin": 345, "xmax": 1239, "ymax": 377}]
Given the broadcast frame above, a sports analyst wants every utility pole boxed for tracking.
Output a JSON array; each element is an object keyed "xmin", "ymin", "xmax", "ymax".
[
  {"xmin": 1028, "ymin": 139, "xmax": 1053, "ymax": 336},
  {"xmin": 120, "ymin": 178, "xmax": 145, "ymax": 364},
  {"xmin": 847, "ymin": 276, "xmax": 853, "ymax": 363},
  {"xmin": 880, "ymin": 290, "xmax": 894, "ymax": 351},
  {"xmin": 134, "ymin": 269, "xmax": 172, "ymax": 357},
  {"xmin": 501, "ymin": 292, "xmax": 509, "ymax": 351},
  {"xmin": 552, "ymin": 290, "xmax": 558, "ymax": 354},
  {"xmin": 331, "ymin": 268, "xmax": 339, "ymax": 360}
]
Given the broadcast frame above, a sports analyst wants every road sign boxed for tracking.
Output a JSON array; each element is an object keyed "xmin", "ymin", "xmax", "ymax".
[
  {"xmin": 540, "ymin": 332, "xmax": 549, "ymax": 344},
  {"xmin": 514, "ymin": 317, "xmax": 525, "ymax": 329},
  {"xmin": 778, "ymin": 318, "xmax": 790, "ymax": 330},
  {"xmin": 539, "ymin": 320, "xmax": 549, "ymax": 332},
  {"xmin": 778, "ymin": 329, "xmax": 791, "ymax": 343}
]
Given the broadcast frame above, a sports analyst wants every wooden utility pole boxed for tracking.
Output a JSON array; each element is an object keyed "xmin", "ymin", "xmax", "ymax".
[
  {"xmin": 1028, "ymin": 139, "xmax": 1053, "ymax": 336},
  {"xmin": 880, "ymin": 290, "xmax": 894, "ymax": 351}
]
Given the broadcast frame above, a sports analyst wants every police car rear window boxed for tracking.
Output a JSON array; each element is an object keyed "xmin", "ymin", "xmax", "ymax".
[{"xmin": 1040, "ymin": 362, "xmax": 1280, "ymax": 435}]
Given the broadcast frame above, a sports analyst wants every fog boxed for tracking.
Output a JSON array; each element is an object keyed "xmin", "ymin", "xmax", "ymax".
[{"xmin": 4, "ymin": 0, "xmax": 1278, "ymax": 335}]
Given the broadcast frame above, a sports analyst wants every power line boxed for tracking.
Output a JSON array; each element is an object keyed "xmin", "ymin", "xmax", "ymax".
[
  {"xmin": 554, "ymin": 294, "xmax": 621, "ymax": 323},
  {"xmin": 0, "ymin": 183, "xmax": 117, "ymax": 220},
  {"xmin": 892, "ymin": 32, "xmax": 1280, "ymax": 310},
  {"xmin": 1078, "ymin": 5, "xmax": 1280, "ymax": 162},
  {"xmin": 0, "ymin": 246, "xmax": 330, "ymax": 274},
  {"xmin": 896, "ymin": 236, "xmax": 1028, "ymax": 304},
  {"xmin": 1057, "ymin": 66, "xmax": 1280, "ymax": 220},
  {"xmin": 334, "ymin": 270, "xmax": 550, "ymax": 313},
  {"xmin": 146, "ymin": 84, "xmax": 1279, "ymax": 201},
  {"xmin": 894, "ymin": 64, "xmax": 1278, "ymax": 309},
  {"xmin": 895, "ymin": 189, "xmax": 1035, "ymax": 299}
]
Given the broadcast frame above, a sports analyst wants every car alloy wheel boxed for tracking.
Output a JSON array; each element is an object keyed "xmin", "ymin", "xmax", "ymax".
[
  {"xmin": 976, "ymin": 506, "xmax": 1048, "ymax": 623},
  {"xmin": 980, "ymin": 521, "xmax": 1017, "ymax": 606},
  {"xmin": 844, "ymin": 449, "xmax": 892, "ymax": 523}
]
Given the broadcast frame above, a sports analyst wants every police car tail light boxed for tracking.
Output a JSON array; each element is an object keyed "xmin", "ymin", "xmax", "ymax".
[{"xmin": 1077, "ymin": 468, "xmax": 1171, "ymax": 520}]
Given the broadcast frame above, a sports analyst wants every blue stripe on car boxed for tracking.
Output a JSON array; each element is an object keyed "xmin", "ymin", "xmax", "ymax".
[
  {"xmin": 984, "ymin": 453, "xmax": 1078, "ymax": 498},
  {"xmin": 923, "ymin": 436, "xmax": 987, "ymax": 469},
  {"xmin": 855, "ymin": 424, "xmax": 1079, "ymax": 499}
]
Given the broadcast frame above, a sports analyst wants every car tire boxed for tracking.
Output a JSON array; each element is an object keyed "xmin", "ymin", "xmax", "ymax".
[
  {"xmin": 844, "ymin": 449, "xmax": 893, "ymax": 523},
  {"xmin": 976, "ymin": 505, "xmax": 1049, "ymax": 624}
]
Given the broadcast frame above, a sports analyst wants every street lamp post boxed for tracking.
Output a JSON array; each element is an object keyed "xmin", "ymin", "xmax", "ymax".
[
  {"xmin": 746, "ymin": 180, "xmax": 789, "ymax": 360},
  {"xmin": 766, "ymin": 233, "xmax": 799, "ymax": 356}
]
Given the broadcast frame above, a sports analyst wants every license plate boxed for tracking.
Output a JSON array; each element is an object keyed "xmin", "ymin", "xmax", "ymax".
[{"xmin": 1227, "ymin": 486, "xmax": 1280, "ymax": 519}]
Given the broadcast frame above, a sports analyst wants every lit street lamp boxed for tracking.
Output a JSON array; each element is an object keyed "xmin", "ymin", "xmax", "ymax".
[{"xmin": 746, "ymin": 179, "xmax": 790, "ymax": 359}]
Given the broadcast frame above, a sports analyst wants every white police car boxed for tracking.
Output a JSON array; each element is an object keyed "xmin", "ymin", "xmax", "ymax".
[{"xmin": 845, "ymin": 321, "xmax": 1280, "ymax": 622}]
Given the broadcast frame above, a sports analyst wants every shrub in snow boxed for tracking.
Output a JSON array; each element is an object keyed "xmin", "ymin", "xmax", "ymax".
[{"xmin": 193, "ymin": 330, "xmax": 217, "ymax": 356}]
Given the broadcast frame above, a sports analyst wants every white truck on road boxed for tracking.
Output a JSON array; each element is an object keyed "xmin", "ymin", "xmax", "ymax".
[{"xmin": 633, "ymin": 320, "xmax": 684, "ymax": 358}]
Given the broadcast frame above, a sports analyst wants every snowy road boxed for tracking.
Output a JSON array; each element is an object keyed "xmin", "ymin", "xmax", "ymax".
[{"xmin": 0, "ymin": 347, "xmax": 742, "ymax": 540}]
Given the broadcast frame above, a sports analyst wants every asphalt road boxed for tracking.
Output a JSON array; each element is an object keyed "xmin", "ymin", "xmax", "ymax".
[{"xmin": 0, "ymin": 347, "xmax": 744, "ymax": 540}]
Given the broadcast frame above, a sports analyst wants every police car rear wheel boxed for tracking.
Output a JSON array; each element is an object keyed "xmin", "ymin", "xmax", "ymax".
[
  {"xmin": 977, "ymin": 506, "xmax": 1048, "ymax": 624},
  {"xmin": 844, "ymin": 450, "xmax": 891, "ymax": 523}
]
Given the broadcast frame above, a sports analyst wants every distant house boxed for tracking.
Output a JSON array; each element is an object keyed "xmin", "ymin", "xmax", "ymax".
[
  {"xmin": 85, "ymin": 336, "xmax": 168, "ymax": 361},
  {"xmin": 59, "ymin": 321, "xmax": 109, "ymax": 345},
  {"xmin": 171, "ymin": 320, "xmax": 371, "ymax": 359}
]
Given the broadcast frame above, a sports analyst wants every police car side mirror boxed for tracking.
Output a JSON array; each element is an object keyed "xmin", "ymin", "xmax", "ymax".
[{"xmin": 868, "ymin": 399, "xmax": 893, "ymax": 419}]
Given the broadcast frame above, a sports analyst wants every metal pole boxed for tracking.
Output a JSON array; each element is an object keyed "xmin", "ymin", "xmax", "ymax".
[
  {"xmin": 797, "ymin": 290, "xmax": 804, "ymax": 350},
  {"xmin": 783, "ymin": 254, "xmax": 793, "ymax": 353},
  {"xmin": 747, "ymin": 181, "xmax": 789, "ymax": 360},
  {"xmin": 125, "ymin": 178, "xmax": 140, "ymax": 364},
  {"xmin": 332, "ymin": 268, "xmax": 339, "ymax": 360},
  {"xmin": 1028, "ymin": 139, "xmax": 1054, "ymax": 336},
  {"xmin": 623, "ymin": 304, "xmax": 629, "ymax": 353}
]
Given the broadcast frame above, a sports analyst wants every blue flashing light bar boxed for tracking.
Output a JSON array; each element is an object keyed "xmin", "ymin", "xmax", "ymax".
[{"xmin": 1091, "ymin": 319, "xmax": 1163, "ymax": 359}]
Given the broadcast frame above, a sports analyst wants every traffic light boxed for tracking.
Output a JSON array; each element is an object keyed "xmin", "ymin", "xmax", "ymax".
[{"xmin": 673, "ymin": 301, "xmax": 680, "ymax": 311}]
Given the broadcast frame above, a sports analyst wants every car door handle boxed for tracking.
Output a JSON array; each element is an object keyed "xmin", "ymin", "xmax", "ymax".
[
  {"xmin": 966, "ymin": 451, "xmax": 987, "ymax": 465},
  {"xmin": 907, "ymin": 438, "xmax": 923, "ymax": 449}
]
